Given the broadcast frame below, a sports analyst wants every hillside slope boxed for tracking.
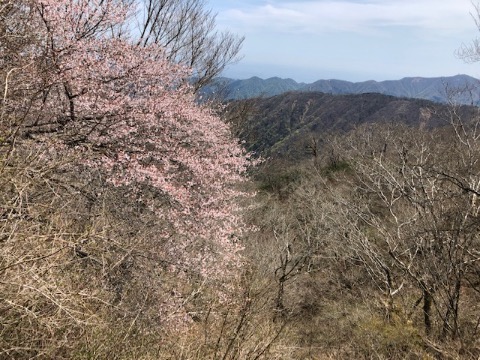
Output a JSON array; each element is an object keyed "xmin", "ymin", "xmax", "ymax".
[{"xmin": 226, "ymin": 91, "xmax": 476, "ymax": 160}]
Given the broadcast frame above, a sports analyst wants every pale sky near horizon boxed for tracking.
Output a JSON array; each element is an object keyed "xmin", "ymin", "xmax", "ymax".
[{"xmin": 208, "ymin": 0, "xmax": 480, "ymax": 82}]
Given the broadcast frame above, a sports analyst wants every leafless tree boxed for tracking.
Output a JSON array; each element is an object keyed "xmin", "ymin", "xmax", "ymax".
[
  {"xmin": 133, "ymin": 0, "xmax": 244, "ymax": 90},
  {"xmin": 457, "ymin": 2, "xmax": 480, "ymax": 64},
  {"xmin": 332, "ymin": 120, "xmax": 480, "ymax": 342}
]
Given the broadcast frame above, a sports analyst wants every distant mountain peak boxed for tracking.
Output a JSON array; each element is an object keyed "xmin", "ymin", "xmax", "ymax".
[{"xmin": 201, "ymin": 74, "xmax": 479, "ymax": 104}]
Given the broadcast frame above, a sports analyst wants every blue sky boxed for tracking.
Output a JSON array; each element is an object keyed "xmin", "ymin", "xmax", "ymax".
[{"xmin": 208, "ymin": 0, "xmax": 480, "ymax": 82}]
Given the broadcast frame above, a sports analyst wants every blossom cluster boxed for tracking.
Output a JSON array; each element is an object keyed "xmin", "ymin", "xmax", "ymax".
[{"xmin": 20, "ymin": 0, "xmax": 251, "ymax": 280}]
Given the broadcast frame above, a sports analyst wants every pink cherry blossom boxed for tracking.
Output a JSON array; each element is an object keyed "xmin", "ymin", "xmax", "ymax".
[{"xmin": 9, "ymin": 0, "xmax": 253, "ymax": 319}]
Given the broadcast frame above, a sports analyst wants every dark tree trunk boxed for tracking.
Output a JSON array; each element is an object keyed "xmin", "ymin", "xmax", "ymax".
[{"xmin": 423, "ymin": 288, "xmax": 432, "ymax": 336}]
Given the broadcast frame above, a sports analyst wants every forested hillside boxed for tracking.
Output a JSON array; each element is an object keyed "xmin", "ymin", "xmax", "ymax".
[
  {"xmin": 3, "ymin": 0, "xmax": 480, "ymax": 359},
  {"xmin": 227, "ymin": 92, "xmax": 480, "ymax": 358},
  {"xmin": 225, "ymin": 91, "xmax": 477, "ymax": 160}
]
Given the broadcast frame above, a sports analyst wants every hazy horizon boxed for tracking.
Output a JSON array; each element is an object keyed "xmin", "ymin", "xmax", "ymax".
[
  {"xmin": 210, "ymin": 0, "xmax": 480, "ymax": 83},
  {"xmin": 218, "ymin": 72, "xmax": 477, "ymax": 84}
]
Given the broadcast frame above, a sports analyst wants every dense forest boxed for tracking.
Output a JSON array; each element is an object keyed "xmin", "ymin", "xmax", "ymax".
[{"xmin": 2, "ymin": 1, "xmax": 480, "ymax": 359}]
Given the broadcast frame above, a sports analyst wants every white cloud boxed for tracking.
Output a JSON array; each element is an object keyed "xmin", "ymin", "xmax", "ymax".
[{"xmin": 221, "ymin": 0, "xmax": 476, "ymax": 36}]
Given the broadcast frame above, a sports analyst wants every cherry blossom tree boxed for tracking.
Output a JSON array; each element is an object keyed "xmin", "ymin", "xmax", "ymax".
[
  {"xmin": 1, "ymin": 0, "xmax": 251, "ymax": 334},
  {"xmin": 59, "ymin": 0, "xmax": 246, "ymax": 263}
]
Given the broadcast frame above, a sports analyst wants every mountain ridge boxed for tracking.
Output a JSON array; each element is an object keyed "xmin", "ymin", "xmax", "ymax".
[
  {"xmin": 202, "ymin": 74, "xmax": 480, "ymax": 104},
  {"xmin": 225, "ymin": 91, "xmax": 477, "ymax": 160}
]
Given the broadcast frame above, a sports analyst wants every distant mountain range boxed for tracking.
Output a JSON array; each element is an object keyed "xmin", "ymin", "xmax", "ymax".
[{"xmin": 201, "ymin": 74, "xmax": 480, "ymax": 104}]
